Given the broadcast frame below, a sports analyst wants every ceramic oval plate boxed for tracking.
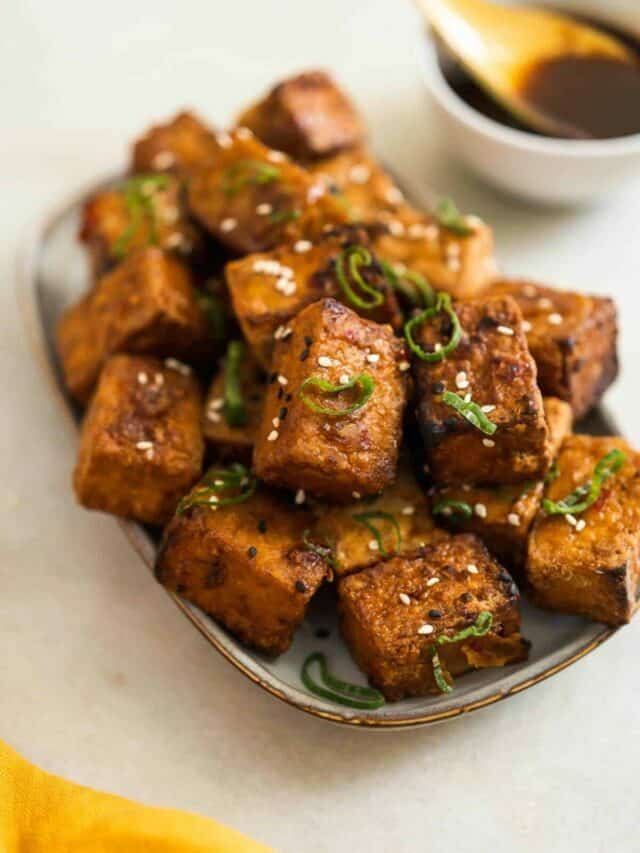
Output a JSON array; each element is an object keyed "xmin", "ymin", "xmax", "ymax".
[{"xmin": 18, "ymin": 175, "xmax": 619, "ymax": 729}]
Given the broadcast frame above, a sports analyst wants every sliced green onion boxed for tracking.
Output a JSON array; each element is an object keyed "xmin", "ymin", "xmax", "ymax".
[
  {"xmin": 544, "ymin": 461, "xmax": 560, "ymax": 485},
  {"xmin": 196, "ymin": 290, "xmax": 227, "ymax": 342},
  {"xmin": 432, "ymin": 499, "xmax": 473, "ymax": 520},
  {"xmin": 380, "ymin": 260, "xmax": 436, "ymax": 309},
  {"xmin": 404, "ymin": 292, "xmax": 462, "ymax": 362},
  {"xmin": 299, "ymin": 373, "xmax": 374, "ymax": 417},
  {"xmin": 176, "ymin": 463, "xmax": 256, "ymax": 515},
  {"xmin": 335, "ymin": 246, "xmax": 384, "ymax": 310},
  {"xmin": 434, "ymin": 197, "xmax": 474, "ymax": 236},
  {"xmin": 269, "ymin": 208, "xmax": 301, "ymax": 225},
  {"xmin": 301, "ymin": 653, "xmax": 385, "ymax": 710},
  {"xmin": 430, "ymin": 648, "xmax": 452, "ymax": 693},
  {"xmin": 221, "ymin": 159, "xmax": 280, "ymax": 196},
  {"xmin": 113, "ymin": 174, "xmax": 170, "ymax": 258},
  {"xmin": 223, "ymin": 340, "xmax": 248, "ymax": 428},
  {"xmin": 442, "ymin": 391, "xmax": 497, "ymax": 436},
  {"xmin": 351, "ymin": 511, "xmax": 402, "ymax": 558},
  {"xmin": 303, "ymin": 530, "xmax": 340, "ymax": 571},
  {"xmin": 542, "ymin": 449, "xmax": 626, "ymax": 516},
  {"xmin": 429, "ymin": 611, "xmax": 493, "ymax": 694}
]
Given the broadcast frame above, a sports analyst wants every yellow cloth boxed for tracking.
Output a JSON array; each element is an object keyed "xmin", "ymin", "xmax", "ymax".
[{"xmin": 0, "ymin": 740, "xmax": 272, "ymax": 852}]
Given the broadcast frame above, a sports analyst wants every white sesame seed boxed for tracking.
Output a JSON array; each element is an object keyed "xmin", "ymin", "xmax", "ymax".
[
  {"xmin": 318, "ymin": 356, "xmax": 333, "ymax": 368},
  {"xmin": 434, "ymin": 342, "xmax": 443, "ymax": 353},
  {"xmin": 256, "ymin": 202, "xmax": 272, "ymax": 216},
  {"xmin": 207, "ymin": 411, "xmax": 221, "ymax": 423},
  {"xmin": 463, "ymin": 392, "xmax": 472, "ymax": 403},
  {"xmin": 136, "ymin": 440, "xmax": 153, "ymax": 450},
  {"xmin": 209, "ymin": 495, "xmax": 219, "ymax": 504},
  {"xmin": 385, "ymin": 186, "xmax": 404, "ymax": 205},
  {"xmin": 339, "ymin": 373, "xmax": 350, "ymax": 385},
  {"xmin": 352, "ymin": 491, "xmax": 361, "ymax": 500},
  {"xmin": 267, "ymin": 430, "xmax": 279, "ymax": 442},
  {"xmin": 402, "ymin": 505, "xmax": 415, "ymax": 516},
  {"xmin": 576, "ymin": 519, "xmax": 587, "ymax": 532},
  {"xmin": 368, "ymin": 539, "xmax": 379, "ymax": 552},
  {"xmin": 424, "ymin": 224, "xmax": 439, "ymax": 241},
  {"xmin": 137, "ymin": 371, "xmax": 148, "ymax": 385},
  {"xmin": 483, "ymin": 438, "xmax": 495, "ymax": 448},
  {"xmin": 408, "ymin": 223, "xmax": 428, "ymax": 239},
  {"xmin": 307, "ymin": 183, "xmax": 325, "ymax": 203},
  {"xmin": 447, "ymin": 257, "xmax": 461, "ymax": 272},
  {"xmin": 446, "ymin": 242, "xmax": 461, "ymax": 259},
  {"xmin": 399, "ymin": 360, "xmax": 411, "ymax": 372},
  {"xmin": 464, "ymin": 214, "xmax": 484, "ymax": 228},
  {"xmin": 426, "ymin": 577, "xmax": 440, "ymax": 587},
  {"xmin": 295, "ymin": 489, "xmax": 306, "ymax": 505},
  {"xmin": 497, "ymin": 325, "xmax": 514, "ymax": 336},
  {"xmin": 275, "ymin": 277, "xmax": 297, "ymax": 296},
  {"xmin": 507, "ymin": 513, "xmax": 521, "ymax": 526},
  {"xmin": 349, "ymin": 163, "xmax": 371, "ymax": 184},
  {"xmin": 548, "ymin": 313, "xmax": 563, "ymax": 325},
  {"xmin": 165, "ymin": 231, "xmax": 185, "ymax": 250},
  {"xmin": 236, "ymin": 126, "xmax": 253, "ymax": 140},
  {"xmin": 267, "ymin": 149, "xmax": 287, "ymax": 162},
  {"xmin": 277, "ymin": 374, "xmax": 288, "ymax": 386},
  {"xmin": 474, "ymin": 503, "xmax": 487, "ymax": 518},
  {"xmin": 164, "ymin": 357, "xmax": 191, "ymax": 375},
  {"xmin": 523, "ymin": 284, "xmax": 538, "ymax": 298},
  {"xmin": 151, "ymin": 150, "xmax": 176, "ymax": 170},
  {"xmin": 566, "ymin": 514, "xmax": 577, "ymax": 527},
  {"xmin": 418, "ymin": 624, "xmax": 434, "ymax": 635},
  {"xmin": 399, "ymin": 593, "xmax": 411, "ymax": 606},
  {"xmin": 293, "ymin": 239, "xmax": 313, "ymax": 253},
  {"xmin": 145, "ymin": 448, "xmax": 155, "ymax": 461},
  {"xmin": 273, "ymin": 324, "xmax": 293, "ymax": 340},
  {"xmin": 366, "ymin": 353, "xmax": 380, "ymax": 364},
  {"xmin": 455, "ymin": 371, "xmax": 469, "ymax": 390},
  {"xmin": 467, "ymin": 563, "xmax": 479, "ymax": 574},
  {"xmin": 220, "ymin": 217, "xmax": 237, "ymax": 233},
  {"xmin": 272, "ymin": 417, "xmax": 280, "ymax": 429},
  {"xmin": 388, "ymin": 220, "xmax": 405, "ymax": 237},
  {"xmin": 538, "ymin": 297, "xmax": 553, "ymax": 310},
  {"xmin": 481, "ymin": 404, "xmax": 496, "ymax": 413},
  {"xmin": 217, "ymin": 132, "xmax": 233, "ymax": 148},
  {"xmin": 154, "ymin": 372, "xmax": 164, "ymax": 386},
  {"xmin": 522, "ymin": 320, "xmax": 533, "ymax": 333}
]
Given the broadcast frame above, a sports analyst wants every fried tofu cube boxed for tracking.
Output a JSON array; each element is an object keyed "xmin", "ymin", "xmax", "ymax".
[
  {"xmin": 236, "ymin": 70, "xmax": 365, "ymax": 161},
  {"xmin": 132, "ymin": 111, "xmax": 220, "ymax": 174},
  {"xmin": 339, "ymin": 535, "xmax": 528, "ymax": 700},
  {"xmin": 156, "ymin": 486, "xmax": 327, "ymax": 655},
  {"xmin": 415, "ymin": 296, "xmax": 550, "ymax": 485},
  {"xmin": 254, "ymin": 298, "xmax": 408, "ymax": 500},
  {"xmin": 187, "ymin": 128, "xmax": 349, "ymax": 255},
  {"xmin": 226, "ymin": 225, "xmax": 402, "ymax": 368},
  {"xmin": 202, "ymin": 346, "xmax": 265, "ymax": 458},
  {"xmin": 309, "ymin": 462, "xmax": 447, "ymax": 578},
  {"xmin": 74, "ymin": 354, "xmax": 204, "ymax": 525},
  {"xmin": 488, "ymin": 279, "xmax": 618, "ymax": 419},
  {"xmin": 526, "ymin": 435, "xmax": 640, "ymax": 626},
  {"xmin": 429, "ymin": 398, "xmax": 573, "ymax": 569},
  {"xmin": 57, "ymin": 248, "xmax": 212, "ymax": 403},
  {"xmin": 79, "ymin": 173, "xmax": 204, "ymax": 276}
]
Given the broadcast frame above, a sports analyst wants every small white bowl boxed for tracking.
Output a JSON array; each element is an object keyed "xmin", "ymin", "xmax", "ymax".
[{"xmin": 419, "ymin": 0, "xmax": 640, "ymax": 205}]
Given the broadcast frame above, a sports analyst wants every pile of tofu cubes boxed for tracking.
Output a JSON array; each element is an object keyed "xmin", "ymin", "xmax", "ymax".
[{"xmin": 57, "ymin": 70, "xmax": 637, "ymax": 702}]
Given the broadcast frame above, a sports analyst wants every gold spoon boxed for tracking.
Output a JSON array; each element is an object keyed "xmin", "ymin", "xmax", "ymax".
[{"xmin": 415, "ymin": 0, "xmax": 637, "ymax": 138}]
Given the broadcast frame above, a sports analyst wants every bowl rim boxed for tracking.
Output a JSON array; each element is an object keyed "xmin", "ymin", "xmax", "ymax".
[{"xmin": 421, "ymin": 31, "xmax": 640, "ymax": 159}]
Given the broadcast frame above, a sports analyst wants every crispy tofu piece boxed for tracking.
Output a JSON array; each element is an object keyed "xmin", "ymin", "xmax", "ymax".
[
  {"xmin": 254, "ymin": 298, "xmax": 408, "ymax": 501},
  {"xmin": 156, "ymin": 487, "xmax": 327, "ymax": 655},
  {"xmin": 202, "ymin": 348, "xmax": 265, "ymax": 457},
  {"xmin": 526, "ymin": 435, "xmax": 640, "ymax": 626},
  {"xmin": 74, "ymin": 354, "xmax": 204, "ymax": 525},
  {"xmin": 56, "ymin": 248, "xmax": 212, "ymax": 403},
  {"xmin": 429, "ymin": 398, "xmax": 573, "ymax": 569},
  {"xmin": 339, "ymin": 535, "xmax": 528, "ymax": 701},
  {"xmin": 187, "ymin": 128, "xmax": 349, "ymax": 255},
  {"xmin": 415, "ymin": 296, "xmax": 550, "ymax": 485},
  {"xmin": 132, "ymin": 111, "xmax": 220, "ymax": 174},
  {"xmin": 310, "ymin": 462, "xmax": 447, "ymax": 578},
  {"xmin": 226, "ymin": 225, "xmax": 402, "ymax": 368},
  {"xmin": 488, "ymin": 279, "xmax": 618, "ymax": 419},
  {"xmin": 79, "ymin": 173, "xmax": 204, "ymax": 276},
  {"xmin": 236, "ymin": 70, "xmax": 365, "ymax": 161}
]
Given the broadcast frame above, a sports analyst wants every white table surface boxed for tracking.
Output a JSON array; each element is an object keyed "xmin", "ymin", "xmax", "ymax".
[{"xmin": 2, "ymin": 1, "xmax": 640, "ymax": 851}]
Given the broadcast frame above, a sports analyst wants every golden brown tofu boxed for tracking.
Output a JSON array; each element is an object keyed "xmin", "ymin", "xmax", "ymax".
[
  {"xmin": 74, "ymin": 354, "xmax": 204, "ymax": 525},
  {"xmin": 236, "ymin": 70, "xmax": 365, "ymax": 161},
  {"xmin": 429, "ymin": 398, "xmax": 573, "ymax": 570},
  {"xmin": 526, "ymin": 435, "xmax": 640, "ymax": 626},
  {"xmin": 132, "ymin": 111, "xmax": 220, "ymax": 174},
  {"xmin": 415, "ymin": 296, "xmax": 550, "ymax": 485},
  {"xmin": 488, "ymin": 279, "xmax": 618, "ymax": 419},
  {"xmin": 254, "ymin": 298, "xmax": 408, "ymax": 501},
  {"xmin": 80, "ymin": 173, "xmax": 204, "ymax": 276},
  {"xmin": 339, "ymin": 535, "xmax": 528, "ymax": 701},
  {"xmin": 202, "ymin": 345, "xmax": 265, "ymax": 457},
  {"xmin": 156, "ymin": 485, "xmax": 328, "ymax": 655},
  {"xmin": 226, "ymin": 225, "xmax": 402, "ymax": 368},
  {"xmin": 56, "ymin": 248, "xmax": 212, "ymax": 404},
  {"xmin": 187, "ymin": 128, "xmax": 349, "ymax": 255},
  {"xmin": 309, "ymin": 462, "xmax": 447, "ymax": 578}
]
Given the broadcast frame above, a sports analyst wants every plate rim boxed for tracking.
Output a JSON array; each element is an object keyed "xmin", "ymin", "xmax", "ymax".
[{"xmin": 15, "ymin": 172, "xmax": 618, "ymax": 730}]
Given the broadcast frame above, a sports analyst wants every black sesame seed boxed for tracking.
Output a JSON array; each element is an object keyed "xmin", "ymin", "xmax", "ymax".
[
  {"xmin": 285, "ymin": 393, "xmax": 293, "ymax": 402},
  {"xmin": 257, "ymin": 520, "xmax": 267, "ymax": 534},
  {"xmin": 277, "ymin": 386, "xmax": 284, "ymax": 400},
  {"xmin": 279, "ymin": 407, "xmax": 288, "ymax": 420},
  {"xmin": 304, "ymin": 336, "xmax": 313, "ymax": 346},
  {"xmin": 295, "ymin": 580, "xmax": 307, "ymax": 593},
  {"xmin": 428, "ymin": 609, "xmax": 443, "ymax": 618},
  {"xmin": 268, "ymin": 372, "xmax": 278, "ymax": 385},
  {"xmin": 300, "ymin": 348, "xmax": 310, "ymax": 361},
  {"xmin": 431, "ymin": 381, "xmax": 445, "ymax": 394},
  {"xmin": 247, "ymin": 546, "xmax": 257, "ymax": 559},
  {"xmin": 315, "ymin": 627, "xmax": 331, "ymax": 639}
]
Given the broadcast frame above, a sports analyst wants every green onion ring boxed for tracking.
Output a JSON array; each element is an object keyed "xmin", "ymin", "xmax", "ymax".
[
  {"xmin": 379, "ymin": 260, "xmax": 436, "ymax": 309},
  {"xmin": 335, "ymin": 245, "xmax": 385, "ymax": 310},
  {"xmin": 351, "ymin": 511, "xmax": 402, "ymax": 558},
  {"xmin": 302, "ymin": 530, "xmax": 340, "ymax": 571},
  {"xmin": 299, "ymin": 373, "xmax": 374, "ymax": 417},
  {"xmin": 221, "ymin": 159, "xmax": 280, "ymax": 196},
  {"xmin": 542, "ymin": 449, "xmax": 626, "ymax": 516},
  {"xmin": 223, "ymin": 340, "xmax": 248, "ymax": 427},
  {"xmin": 113, "ymin": 174, "xmax": 170, "ymax": 258},
  {"xmin": 301, "ymin": 653, "xmax": 385, "ymax": 709},
  {"xmin": 429, "ymin": 612, "xmax": 493, "ymax": 694},
  {"xmin": 434, "ymin": 197, "xmax": 474, "ymax": 236},
  {"xmin": 431, "ymin": 499, "xmax": 473, "ymax": 520},
  {"xmin": 404, "ymin": 292, "xmax": 462, "ymax": 363},
  {"xmin": 176, "ymin": 463, "xmax": 256, "ymax": 515},
  {"xmin": 441, "ymin": 391, "xmax": 497, "ymax": 436}
]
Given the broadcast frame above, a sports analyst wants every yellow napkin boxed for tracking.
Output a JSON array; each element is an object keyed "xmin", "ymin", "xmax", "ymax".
[{"xmin": 0, "ymin": 739, "xmax": 272, "ymax": 852}]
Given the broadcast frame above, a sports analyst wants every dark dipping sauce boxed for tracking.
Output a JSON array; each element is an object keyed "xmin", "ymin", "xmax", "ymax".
[{"xmin": 436, "ymin": 14, "xmax": 640, "ymax": 140}]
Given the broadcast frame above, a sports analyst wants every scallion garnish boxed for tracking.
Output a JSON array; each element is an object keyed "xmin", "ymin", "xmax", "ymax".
[
  {"xmin": 301, "ymin": 652, "xmax": 385, "ymax": 710},
  {"xmin": 269, "ymin": 208, "xmax": 301, "ymax": 225},
  {"xmin": 351, "ymin": 511, "xmax": 402, "ymax": 558},
  {"xmin": 544, "ymin": 461, "xmax": 560, "ymax": 485},
  {"xmin": 542, "ymin": 449, "xmax": 626, "ymax": 516},
  {"xmin": 442, "ymin": 391, "xmax": 497, "ymax": 436},
  {"xmin": 431, "ymin": 499, "xmax": 473, "ymax": 520},
  {"xmin": 299, "ymin": 373, "xmax": 374, "ymax": 417},
  {"xmin": 223, "ymin": 340, "xmax": 248, "ymax": 428},
  {"xmin": 380, "ymin": 260, "xmax": 436, "ymax": 309},
  {"xmin": 429, "ymin": 611, "xmax": 493, "ymax": 694},
  {"xmin": 196, "ymin": 290, "xmax": 227, "ymax": 343},
  {"xmin": 434, "ymin": 197, "xmax": 474, "ymax": 236},
  {"xmin": 221, "ymin": 159, "xmax": 280, "ymax": 196},
  {"xmin": 303, "ymin": 530, "xmax": 340, "ymax": 571},
  {"xmin": 113, "ymin": 174, "xmax": 170, "ymax": 258},
  {"xmin": 335, "ymin": 245, "xmax": 384, "ymax": 310},
  {"xmin": 404, "ymin": 292, "xmax": 462, "ymax": 362},
  {"xmin": 176, "ymin": 463, "xmax": 256, "ymax": 515}
]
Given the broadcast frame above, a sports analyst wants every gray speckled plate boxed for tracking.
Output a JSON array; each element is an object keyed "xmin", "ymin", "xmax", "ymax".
[{"xmin": 17, "ymin": 175, "xmax": 619, "ymax": 728}]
